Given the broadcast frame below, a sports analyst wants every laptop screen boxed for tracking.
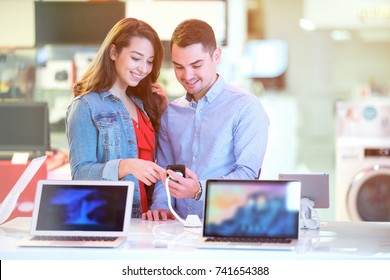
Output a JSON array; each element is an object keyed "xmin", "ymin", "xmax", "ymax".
[
  {"xmin": 32, "ymin": 181, "xmax": 133, "ymax": 235},
  {"xmin": 203, "ymin": 180, "xmax": 301, "ymax": 239}
]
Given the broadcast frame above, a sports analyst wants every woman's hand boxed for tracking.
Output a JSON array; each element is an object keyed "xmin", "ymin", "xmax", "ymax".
[
  {"xmin": 141, "ymin": 209, "xmax": 176, "ymax": 221},
  {"xmin": 119, "ymin": 158, "xmax": 167, "ymax": 186},
  {"xmin": 151, "ymin": 82, "xmax": 168, "ymax": 112}
]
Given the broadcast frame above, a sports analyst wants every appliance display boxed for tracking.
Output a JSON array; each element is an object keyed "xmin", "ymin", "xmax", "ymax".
[
  {"xmin": 335, "ymin": 100, "xmax": 390, "ymax": 221},
  {"xmin": 336, "ymin": 140, "xmax": 390, "ymax": 221},
  {"xmin": 335, "ymin": 100, "xmax": 390, "ymax": 138}
]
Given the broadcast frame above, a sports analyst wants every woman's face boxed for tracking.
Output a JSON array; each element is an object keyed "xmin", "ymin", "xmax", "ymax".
[{"xmin": 110, "ymin": 36, "xmax": 155, "ymax": 88}]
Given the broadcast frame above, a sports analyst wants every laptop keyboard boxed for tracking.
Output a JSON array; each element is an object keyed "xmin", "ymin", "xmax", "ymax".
[
  {"xmin": 31, "ymin": 236, "xmax": 118, "ymax": 242},
  {"xmin": 205, "ymin": 237, "xmax": 292, "ymax": 244}
]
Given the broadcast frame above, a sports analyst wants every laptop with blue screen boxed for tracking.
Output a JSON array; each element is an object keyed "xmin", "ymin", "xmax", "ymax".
[
  {"xmin": 18, "ymin": 180, "xmax": 134, "ymax": 248},
  {"xmin": 198, "ymin": 179, "xmax": 301, "ymax": 250}
]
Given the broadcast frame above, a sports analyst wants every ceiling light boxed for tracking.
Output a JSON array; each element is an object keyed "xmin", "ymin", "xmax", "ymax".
[
  {"xmin": 299, "ymin": 18, "xmax": 316, "ymax": 31},
  {"xmin": 331, "ymin": 30, "xmax": 352, "ymax": 41}
]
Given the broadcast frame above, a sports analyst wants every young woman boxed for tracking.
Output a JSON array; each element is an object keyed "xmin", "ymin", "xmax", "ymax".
[{"xmin": 66, "ymin": 18, "xmax": 168, "ymax": 218}]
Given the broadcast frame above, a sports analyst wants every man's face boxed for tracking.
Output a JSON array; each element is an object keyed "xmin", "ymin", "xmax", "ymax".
[{"xmin": 171, "ymin": 43, "xmax": 220, "ymax": 101}]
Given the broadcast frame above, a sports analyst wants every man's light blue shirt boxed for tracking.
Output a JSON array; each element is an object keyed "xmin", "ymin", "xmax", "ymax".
[{"xmin": 150, "ymin": 76, "xmax": 270, "ymax": 219}]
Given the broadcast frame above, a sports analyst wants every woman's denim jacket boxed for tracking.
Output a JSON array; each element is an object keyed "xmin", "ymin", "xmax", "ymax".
[{"xmin": 66, "ymin": 90, "xmax": 150, "ymax": 218}]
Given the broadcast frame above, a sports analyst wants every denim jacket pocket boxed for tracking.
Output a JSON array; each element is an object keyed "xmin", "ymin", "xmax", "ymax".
[{"xmin": 95, "ymin": 112, "xmax": 121, "ymax": 158}]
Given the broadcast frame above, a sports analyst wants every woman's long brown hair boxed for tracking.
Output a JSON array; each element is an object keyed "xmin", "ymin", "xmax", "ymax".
[{"xmin": 73, "ymin": 18, "xmax": 164, "ymax": 131}]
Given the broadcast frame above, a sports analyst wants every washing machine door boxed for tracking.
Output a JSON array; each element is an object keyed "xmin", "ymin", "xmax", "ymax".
[{"xmin": 347, "ymin": 165, "xmax": 390, "ymax": 221}]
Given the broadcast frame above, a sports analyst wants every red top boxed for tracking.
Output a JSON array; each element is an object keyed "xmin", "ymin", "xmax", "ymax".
[{"xmin": 132, "ymin": 107, "xmax": 155, "ymax": 214}]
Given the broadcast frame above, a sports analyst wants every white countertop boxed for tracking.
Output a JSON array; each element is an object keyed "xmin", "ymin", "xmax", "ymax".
[{"xmin": 0, "ymin": 217, "xmax": 389, "ymax": 260}]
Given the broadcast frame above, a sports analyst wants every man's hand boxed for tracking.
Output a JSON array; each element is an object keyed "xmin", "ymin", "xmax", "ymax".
[{"xmin": 167, "ymin": 168, "xmax": 200, "ymax": 199}]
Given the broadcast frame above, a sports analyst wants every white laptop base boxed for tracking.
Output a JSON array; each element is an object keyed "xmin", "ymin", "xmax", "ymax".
[
  {"xmin": 19, "ymin": 234, "xmax": 127, "ymax": 248},
  {"xmin": 198, "ymin": 239, "xmax": 298, "ymax": 251}
]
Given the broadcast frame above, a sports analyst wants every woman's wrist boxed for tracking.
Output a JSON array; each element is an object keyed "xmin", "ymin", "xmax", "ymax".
[{"xmin": 118, "ymin": 158, "xmax": 135, "ymax": 179}]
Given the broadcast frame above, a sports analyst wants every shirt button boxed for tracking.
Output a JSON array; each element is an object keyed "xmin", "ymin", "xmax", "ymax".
[{"xmin": 188, "ymin": 206, "xmax": 192, "ymax": 211}]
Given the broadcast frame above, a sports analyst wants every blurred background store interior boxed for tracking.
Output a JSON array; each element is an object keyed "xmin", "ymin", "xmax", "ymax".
[{"xmin": 0, "ymin": 0, "xmax": 389, "ymax": 221}]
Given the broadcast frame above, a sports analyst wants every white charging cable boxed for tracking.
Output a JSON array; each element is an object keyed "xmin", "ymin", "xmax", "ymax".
[
  {"xmin": 151, "ymin": 223, "xmax": 199, "ymax": 249},
  {"xmin": 164, "ymin": 177, "xmax": 202, "ymax": 228},
  {"xmin": 300, "ymin": 197, "xmax": 320, "ymax": 230}
]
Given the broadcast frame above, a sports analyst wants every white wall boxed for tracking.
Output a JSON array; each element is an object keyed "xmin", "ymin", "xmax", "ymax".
[{"xmin": 0, "ymin": 1, "xmax": 35, "ymax": 47}]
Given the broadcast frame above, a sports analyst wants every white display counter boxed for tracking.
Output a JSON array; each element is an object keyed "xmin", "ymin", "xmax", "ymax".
[{"xmin": 0, "ymin": 217, "xmax": 389, "ymax": 260}]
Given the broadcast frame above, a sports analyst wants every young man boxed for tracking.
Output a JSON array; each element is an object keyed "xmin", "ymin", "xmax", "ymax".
[{"xmin": 142, "ymin": 19, "xmax": 269, "ymax": 221}]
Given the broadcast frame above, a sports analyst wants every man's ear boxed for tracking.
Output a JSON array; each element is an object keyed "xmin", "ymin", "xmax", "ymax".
[{"xmin": 213, "ymin": 47, "xmax": 221, "ymax": 64}]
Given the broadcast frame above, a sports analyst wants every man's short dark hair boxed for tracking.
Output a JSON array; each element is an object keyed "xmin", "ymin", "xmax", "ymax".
[{"xmin": 170, "ymin": 19, "xmax": 217, "ymax": 56}]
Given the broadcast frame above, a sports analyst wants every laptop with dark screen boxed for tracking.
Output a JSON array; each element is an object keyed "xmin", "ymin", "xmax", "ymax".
[
  {"xmin": 198, "ymin": 179, "xmax": 301, "ymax": 251},
  {"xmin": 18, "ymin": 180, "xmax": 134, "ymax": 248}
]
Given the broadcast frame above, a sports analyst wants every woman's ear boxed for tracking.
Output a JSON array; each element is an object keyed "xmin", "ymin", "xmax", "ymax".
[{"xmin": 109, "ymin": 44, "xmax": 117, "ymax": 61}]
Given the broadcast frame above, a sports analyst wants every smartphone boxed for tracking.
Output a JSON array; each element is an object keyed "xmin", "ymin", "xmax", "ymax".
[{"xmin": 166, "ymin": 164, "xmax": 185, "ymax": 178}]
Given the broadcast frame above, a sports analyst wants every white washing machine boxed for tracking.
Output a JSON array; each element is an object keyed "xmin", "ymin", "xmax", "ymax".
[
  {"xmin": 335, "ymin": 100, "xmax": 390, "ymax": 221},
  {"xmin": 336, "ymin": 139, "xmax": 390, "ymax": 221}
]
